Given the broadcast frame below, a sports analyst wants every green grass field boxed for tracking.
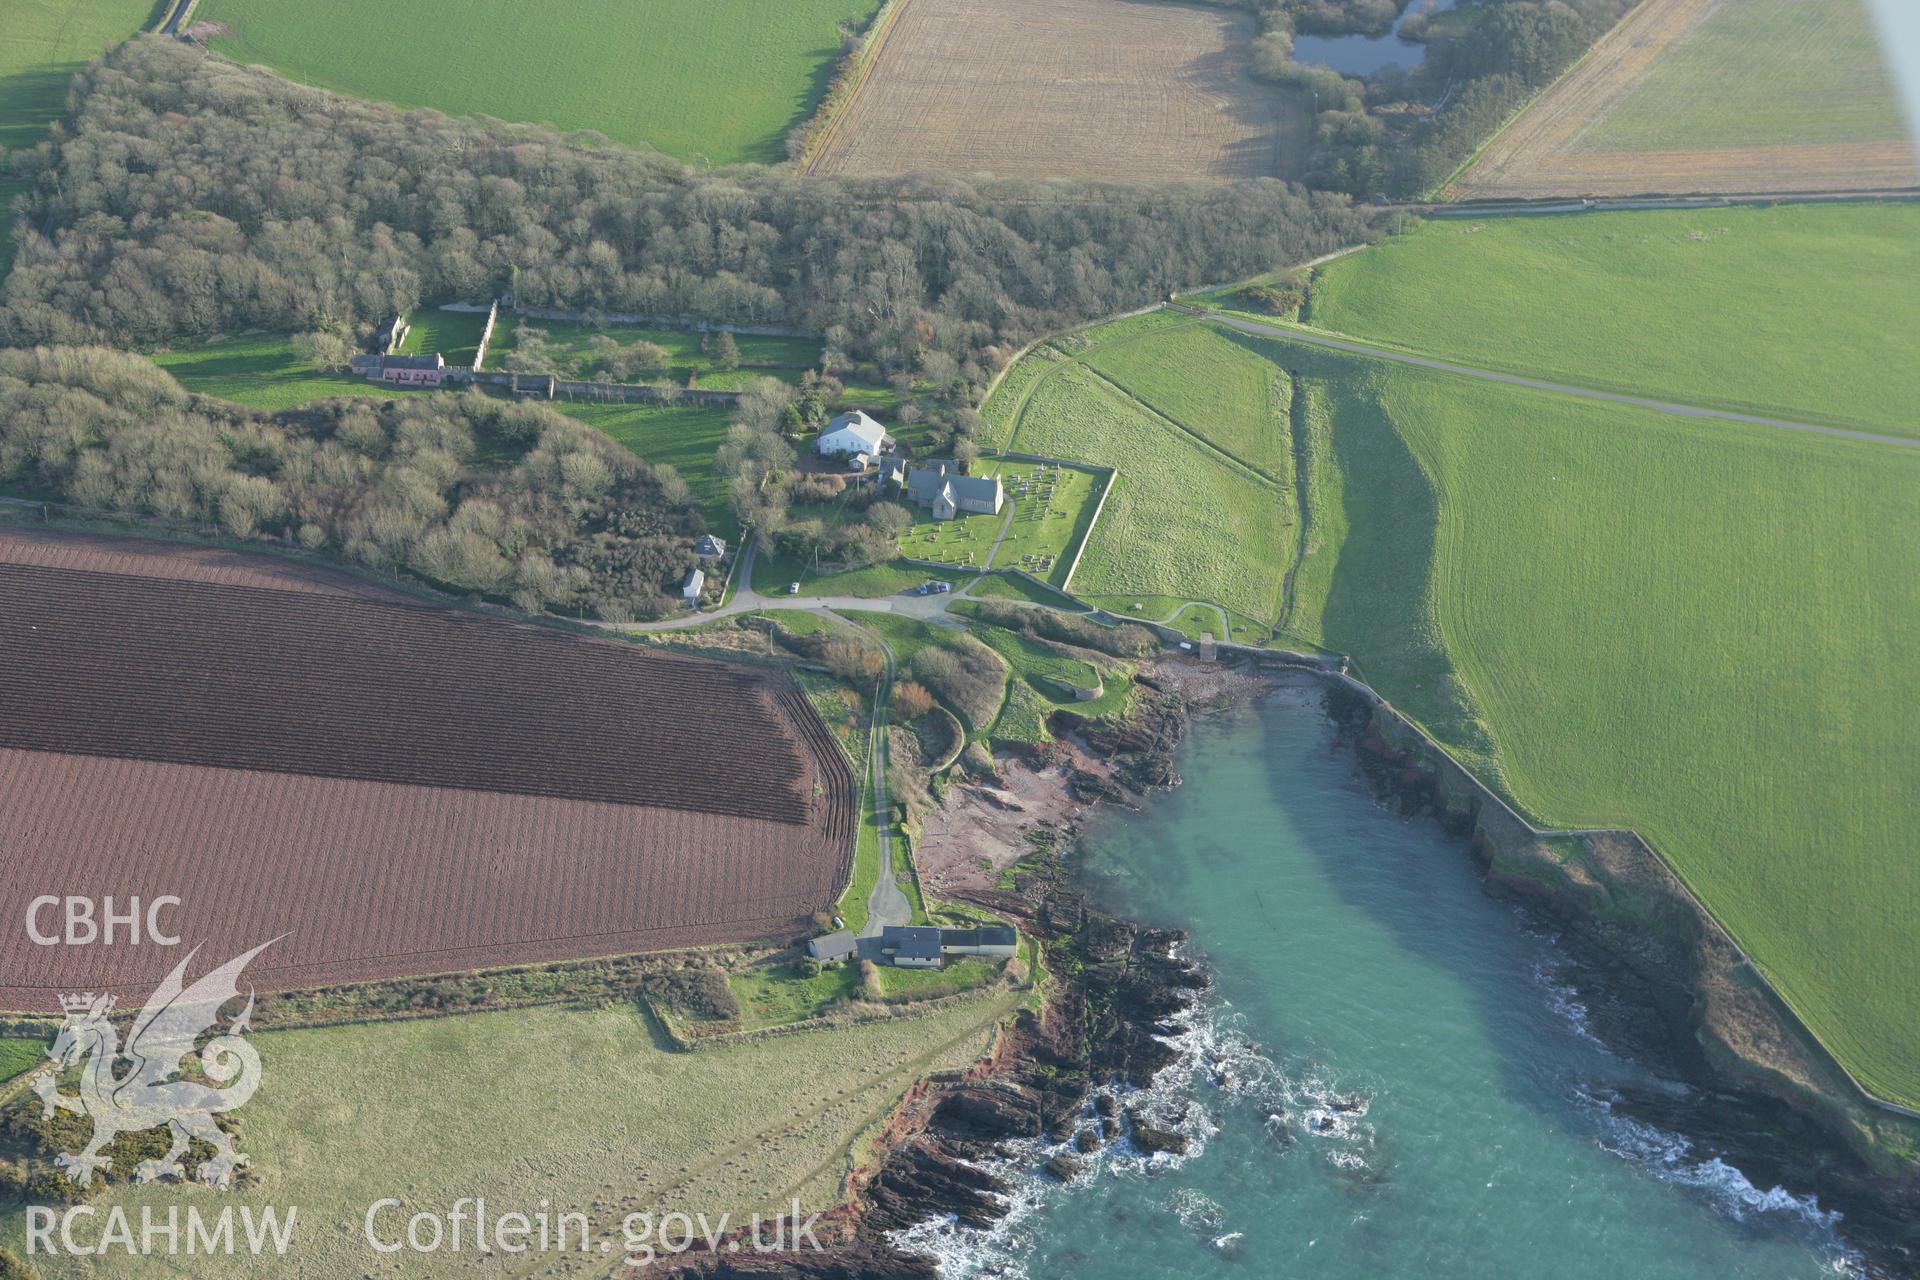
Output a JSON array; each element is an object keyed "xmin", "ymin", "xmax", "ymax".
[
  {"xmin": 5, "ymin": 997, "xmax": 1016, "ymax": 1278},
  {"xmin": 398, "ymin": 308, "xmax": 491, "ymax": 368},
  {"xmin": 1307, "ymin": 205, "xmax": 1920, "ymax": 435},
  {"xmin": 1570, "ymin": 0, "xmax": 1908, "ymax": 152},
  {"xmin": 0, "ymin": 0, "xmax": 159, "ymax": 153},
  {"xmin": 989, "ymin": 326, "xmax": 1296, "ymax": 621},
  {"xmin": 196, "ymin": 0, "xmax": 879, "ymax": 164},
  {"xmin": 1275, "ymin": 343, "xmax": 1920, "ymax": 1109},
  {"xmin": 152, "ymin": 334, "xmax": 412, "ymax": 410},
  {"xmin": 1084, "ymin": 322, "xmax": 1294, "ymax": 480},
  {"xmin": 489, "ymin": 314, "xmax": 824, "ymax": 389}
]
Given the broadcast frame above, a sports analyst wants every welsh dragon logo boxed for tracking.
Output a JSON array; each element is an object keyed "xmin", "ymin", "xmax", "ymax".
[{"xmin": 30, "ymin": 940, "xmax": 277, "ymax": 1189}]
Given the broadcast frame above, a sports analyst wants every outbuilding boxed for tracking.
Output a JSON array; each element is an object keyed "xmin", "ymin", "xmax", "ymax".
[
  {"xmin": 806, "ymin": 931, "xmax": 858, "ymax": 963},
  {"xmin": 681, "ymin": 568, "xmax": 705, "ymax": 607},
  {"xmin": 939, "ymin": 925, "xmax": 1019, "ymax": 958}
]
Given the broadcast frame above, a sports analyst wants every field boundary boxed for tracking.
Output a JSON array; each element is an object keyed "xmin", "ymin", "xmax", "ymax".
[{"xmin": 796, "ymin": 0, "xmax": 913, "ymax": 173}]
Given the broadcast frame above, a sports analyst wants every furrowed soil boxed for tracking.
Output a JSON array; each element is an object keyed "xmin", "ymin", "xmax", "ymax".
[
  {"xmin": 810, "ymin": 0, "xmax": 1305, "ymax": 182},
  {"xmin": 1448, "ymin": 0, "xmax": 1917, "ymax": 199},
  {"xmin": 0, "ymin": 530, "xmax": 854, "ymax": 1009}
]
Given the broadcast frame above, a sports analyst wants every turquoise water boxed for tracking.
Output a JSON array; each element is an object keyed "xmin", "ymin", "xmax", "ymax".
[{"xmin": 898, "ymin": 687, "xmax": 1854, "ymax": 1278}]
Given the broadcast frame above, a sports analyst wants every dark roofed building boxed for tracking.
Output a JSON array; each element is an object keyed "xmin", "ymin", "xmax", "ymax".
[
  {"xmin": 880, "ymin": 924, "xmax": 944, "ymax": 968},
  {"xmin": 902, "ymin": 462, "xmax": 1003, "ymax": 521},
  {"xmin": 939, "ymin": 925, "xmax": 1019, "ymax": 957},
  {"xmin": 806, "ymin": 930, "xmax": 858, "ymax": 963}
]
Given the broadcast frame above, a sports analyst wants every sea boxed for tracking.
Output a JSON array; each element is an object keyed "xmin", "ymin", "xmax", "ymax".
[{"xmin": 892, "ymin": 682, "xmax": 1863, "ymax": 1279}]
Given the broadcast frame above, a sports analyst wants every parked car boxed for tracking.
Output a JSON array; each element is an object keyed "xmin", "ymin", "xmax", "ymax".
[{"xmin": 787, "ymin": 582, "xmax": 801, "ymax": 595}]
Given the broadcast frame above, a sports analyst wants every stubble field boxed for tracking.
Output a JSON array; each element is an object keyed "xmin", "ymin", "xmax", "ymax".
[
  {"xmin": 1447, "ymin": 0, "xmax": 1917, "ymax": 199},
  {"xmin": 809, "ymin": 0, "xmax": 1303, "ymax": 182}
]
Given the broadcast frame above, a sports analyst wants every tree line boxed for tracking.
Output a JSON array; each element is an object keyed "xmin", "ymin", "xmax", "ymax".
[
  {"xmin": 0, "ymin": 346, "xmax": 707, "ymax": 620},
  {"xmin": 0, "ymin": 38, "xmax": 1371, "ymax": 400}
]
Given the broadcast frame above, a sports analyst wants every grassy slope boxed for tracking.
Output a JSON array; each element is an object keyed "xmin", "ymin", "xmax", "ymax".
[
  {"xmin": 1296, "ymin": 355, "xmax": 1920, "ymax": 1107},
  {"xmin": 8, "ymin": 999, "xmax": 1015, "ymax": 1278},
  {"xmin": 197, "ymin": 0, "xmax": 878, "ymax": 164},
  {"xmin": 1084, "ymin": 322, "xmax": 1293, "ymax": 479},
  {"xmin": 1570, "ymin": 0, "xmax": 1907, "ymax": 151},
  {"xmin": 1307, "ymin": 205, "xmax": 1920, "ymax": 435},
  {"xmin": 997, "ymin": 354, "xmax": 1293, "ymax": 621}
]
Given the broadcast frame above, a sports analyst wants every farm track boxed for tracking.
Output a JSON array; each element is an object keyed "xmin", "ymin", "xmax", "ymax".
[
  {"xmin": 0, "ymin": 530, "xmax": 856, "ymax": 1008},
  {"xmin": 810, "ymin": 0, "xmax": 1302, "ymax": 183},
  {"xmin": 1210, "ymin": 314, "xmax": 1920, "ymax": 450}
]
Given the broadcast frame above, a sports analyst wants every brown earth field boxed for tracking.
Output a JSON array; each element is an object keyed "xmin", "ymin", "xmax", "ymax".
[
  {"xmin": 0, "ymin": 530, "xmax": 855, "ymax": 1010},
  {"xmin": 809, "ymin": 0, "xmax": 1304, "ymax": 183},
  {"xmin": 1447, "ymin": 0, "xmax": 1920, "ymax": 198}
]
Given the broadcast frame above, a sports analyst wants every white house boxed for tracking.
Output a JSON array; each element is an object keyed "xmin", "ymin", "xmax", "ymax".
[
  {"xmin": 681, "ymin": 567, "xmax": 705, "ymax": 607},
  {"xmin": 816, "ymin": 410, "xmax": 891, "ymax": 458}
]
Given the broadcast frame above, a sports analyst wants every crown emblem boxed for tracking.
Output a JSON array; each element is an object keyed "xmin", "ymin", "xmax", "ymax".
[{"xmin": 59, "ymin": 992, "xmax": 108, "ymax": 1014}]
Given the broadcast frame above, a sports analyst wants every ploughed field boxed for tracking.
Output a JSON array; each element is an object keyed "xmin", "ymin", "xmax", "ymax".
[
  {"xmin": 0, "ymin": 531, "xmax": 854, "ymax": 1009},
  {"xmin": 1448, "ymin": 0, "xmax": 1917, "ymax": 198},
  {"xmin": 809, "ymin": 0, "xmax": 1302, "ymax": 182}
]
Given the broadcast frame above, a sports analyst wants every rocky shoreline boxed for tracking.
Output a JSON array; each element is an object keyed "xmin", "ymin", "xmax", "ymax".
[
  {"xmin": 658, "ymin": 675, "xmax": 1213, "ymax": 1279},
  {"xmin": 1322, "ymin": 677, "xmax": 1920, "ymax": 1278},
  {"xmin": 670, "ymin": 653, "xmax": 1919, "ymax": 1278}
]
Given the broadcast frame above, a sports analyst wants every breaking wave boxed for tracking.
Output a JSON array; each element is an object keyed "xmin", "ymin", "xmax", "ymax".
[{"xmin": 888, "ymin": 955, "xmax": 1383, "ymax": 1277}]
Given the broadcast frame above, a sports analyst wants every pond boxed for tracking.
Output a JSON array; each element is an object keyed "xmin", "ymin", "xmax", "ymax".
[{"xmin": 1292, "ymin": 0, "xmax": 1458, "ymax": 76}]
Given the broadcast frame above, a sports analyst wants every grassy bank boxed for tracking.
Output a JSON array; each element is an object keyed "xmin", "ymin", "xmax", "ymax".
[{"xmin": 4, "ymin": 997, "xmax": 1015, "ymax": 1277}]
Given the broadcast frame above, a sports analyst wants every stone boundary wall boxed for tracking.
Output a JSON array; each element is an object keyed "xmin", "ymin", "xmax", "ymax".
[{"xmin": 470, "ymin": 299, "xmax": 500, "ymax": 370}]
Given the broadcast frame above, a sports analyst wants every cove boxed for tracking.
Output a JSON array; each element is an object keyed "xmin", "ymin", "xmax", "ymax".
[{"xmin": 899, "ymin": 682, "xmax": 1856, "ymax": 1277}]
